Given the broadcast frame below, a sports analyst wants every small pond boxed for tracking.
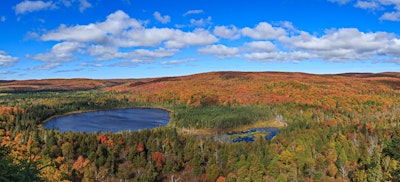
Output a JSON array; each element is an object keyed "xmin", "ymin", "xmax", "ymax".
[
  {"xmin": 223, "ymin": 127, "xmax": 280, "ymax": 143},
  {"xmin": 43, "ymin": 108, "xmax": 170, "ymax": 133}
]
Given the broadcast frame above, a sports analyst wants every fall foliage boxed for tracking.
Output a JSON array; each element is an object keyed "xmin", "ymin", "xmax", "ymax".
[{"xmin": 0, "ymin": 71, "xmax": 399, "ymax": 181}]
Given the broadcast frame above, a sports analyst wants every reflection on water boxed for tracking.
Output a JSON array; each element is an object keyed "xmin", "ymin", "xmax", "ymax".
[{"xmin": 43, "ymin": 108, "xmax": 170, "ymax": 133}]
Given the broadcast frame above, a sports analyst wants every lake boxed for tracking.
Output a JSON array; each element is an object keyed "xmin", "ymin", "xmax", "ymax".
[{"xmin": 43, "ymin": 108, "xmax": 170, "ymax": 133}]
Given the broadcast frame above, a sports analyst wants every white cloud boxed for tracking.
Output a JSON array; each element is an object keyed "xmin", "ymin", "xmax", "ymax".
[
  {"xmin": 41, "ymin": 10, "xmax": 217, "ymax": 49},
  {"xmin": 0, "ymin": 51, "xmax": 19, "ymax": 66},
  {"xmin": 14, "ymin": 1, "xmax": 56, "ymax": 14},
  {"xmin": 30, "ymin": 63, "xmax": 61, "ymax": 70},
  {"xmin": 32, "ymin": 10, "xmax": 222, "ymax": 68},
  {"xmin": 153, "ymin": 11, "xmax": 171, "ymax": 24},
  {"xmin": 58, "ymin": 0, "xmax": 92, "ymax": 12},
  {"xmin": 183, "ymin": 9, "xmax": 203, "ymax": 16},
  {"xmin": 288, "ymin": 29, "xmax": 391, "ymax": 51},
  {"xmin": 380, "ymin": 11, "xmax": 400, "ymax": 21},
  {"xmin": 27, "ymin": 42, "xmax": 84, "ymax": 63},
  {"xmin": 279, "ymin": 28, "xmax": 400, "ymax": 62},
  {"xmin": 327, "ymin": 0, "xmax": 352, "ymax": 5},
  {"xmin": 79, "ymin": 0, "xmax": 92, "ymax": 12},
  {"xmin": 198, "ymin": 44, "xmax": 240, "ymax": 59},
  {"xmin": 111, "ymin": 59, "xmax": 154, "ymax": 67},
  {"xmin": 213, "ymin": 25, "xmax": 240, "ymax": 39},
  {"xmin": 1, "ymin": 16, "xmax": 5, "ymax": 22},
  {"xmin": 130, "ymin": 48, "xmax": 176, "ymax": 59},
  {"xmin": 160, "ymin": 59, "xmax": 194, "ymax": 65},
  {"xmin": 330, "ymin": 0, "xmax": 400, "ymax": 21},
  {"xmin": 88, "ymin": 45, "xmax": 176, "ymax": 61},
  {"xmin": 244, "ymin": 41, "xmax": 277, "ymax": 52},
  {"xmin": 163, "ymin": 28, "xmax": 218, "ymax": 48},
  {"xmin": 87, "ymin": 45, "xmax": 119, "ymax": 60},
  {"xmin": 42, "ymin": 10, "xmax": 142, "ymax": 43},
  {"xmin": 355, "ymin": 0, "xmax": 381, "ymax": 9},
  {"xmin": 244, "ymin": 51, "xmax": 317, "ymax": 62},
  {"xmin": 242, "ymin": 22, "xmax": 286, "ymax": 40},
  {"xmin": 190, "ymin": 16, "xmax": 212, "ymax": 26},
  {"xmin": 80, "ymin": 62, "xmax": 102, "ymax": 67},
  {"xmin": 33, "ymin": 10, "xmax": 400, "ymax": 68},
  {"xmin": 114, "ymin": 28, "xmax": 177, "ymax": 47},
  {"xmin": 113, "ymin": 27, "xmax": 217, "ymax": 48}
]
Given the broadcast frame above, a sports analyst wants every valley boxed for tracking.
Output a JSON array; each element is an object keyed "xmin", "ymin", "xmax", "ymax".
[{"xmin": 0, "ymin": 71, "xmax": 399, "ymax": 181}]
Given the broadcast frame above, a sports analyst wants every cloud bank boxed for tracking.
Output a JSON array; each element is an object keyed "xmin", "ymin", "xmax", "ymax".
[{"xmin": 26, "ymin": 10, "xmax": 400, "ymax": 70}]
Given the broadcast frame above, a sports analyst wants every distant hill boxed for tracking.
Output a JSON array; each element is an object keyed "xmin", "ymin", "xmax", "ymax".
[
  {"xmin": 1, "ymin": 72, "xmax": 399, "ymax": 106},
  {"xmin": 0, "ymin": 79, "xmax": 129, "ymax": 93},
  {"xmin": 102, "ymin": 71, "xmax": 400, "ymax": 109}
]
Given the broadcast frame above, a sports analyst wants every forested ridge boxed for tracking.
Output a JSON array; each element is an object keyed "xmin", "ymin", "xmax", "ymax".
[{"xmin": 0, "ymin": 71, "xmax": 400, "ymax": 181}]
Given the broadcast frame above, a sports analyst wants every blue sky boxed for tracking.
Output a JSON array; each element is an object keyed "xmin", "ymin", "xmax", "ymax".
[{"xmin": 0, "ymin": 0, "xmax": 400, "ymax": 79}]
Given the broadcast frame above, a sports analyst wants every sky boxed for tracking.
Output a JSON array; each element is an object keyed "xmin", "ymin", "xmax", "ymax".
[{"xmin": 0, "ymin": 0, "xmax": 400, "ymax": 80}]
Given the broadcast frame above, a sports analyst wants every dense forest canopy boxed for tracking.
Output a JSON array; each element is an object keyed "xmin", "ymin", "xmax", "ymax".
[{"xmin": 0, "ymin": 71, "xmax": 399, "ymax": 181}]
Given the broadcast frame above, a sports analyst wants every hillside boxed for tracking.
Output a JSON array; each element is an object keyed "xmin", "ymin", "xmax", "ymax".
[
  {"xmin": 1, "ymin": 71, "xmax": 400, "ymax": 181},
  {"xmin": 102, "ymin": 71, "xmax": 400, "ymax": 109}
]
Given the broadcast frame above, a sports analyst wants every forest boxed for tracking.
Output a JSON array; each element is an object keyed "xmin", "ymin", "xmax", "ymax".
[{"xmin": 0, "ymin": 71, "xmax": 400, "ymax": 181}]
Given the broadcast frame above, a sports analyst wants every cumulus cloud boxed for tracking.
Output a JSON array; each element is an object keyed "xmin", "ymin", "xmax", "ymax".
[
  {"xmin": 29, "ymin": 10, "xmax": 222, "ymax": 69},
  {"xmin": 153, "ymin": 11, "xmax": 171, "ymax": 24},
  {"xmin": 41, "ymin": 10, "xmax": 217, "ymax": 49},
  {"xmin": 111, "ymin": 27, "xmax": 217, "ymax": 48},
  {"xmin": 190, "ymin": 16, "xmax": 212, "ymax": 26},
  {"xmin": 14, "ymin": 1, "xmax": 56, "ymax": 14},
  {"xmin": 213, "ymin": 25, "xmax": 240, "ymax": 39},
  {"xmin": 0, "ymin": 51, "xmax": 19, "ymax": 66},
  {"xmin": 87, "ymin": 45, "xmax": 119, "ymax": 60},
  {"xmin": 164, "ymin": 29, "xmax": 218, "ymax": 48},
  {"xmin": 198, "ymin": 44, "xmax": 240, "ymax": 59},
  {"xmin": 183, "ymin": 9, "xmax": 203, "ymax": 16},
  {"xmin": 42, "ymin": 10, "xmax": 142, "ymax": 43},
  {"xmin": 242, "ymin": 22, "xmax": 286, "ymax": 40},
  {"xmin": 380, "ymin": 11, "xmax": 400, "ymax": 21},
  {"xmin": 244, "ymin": 41, "xmax": 277, "ymax": 52},
  {"xmin": 355, "ymin": 1, "xmax": 381, "ymax": 9},
  {"xmin": 31, "ymin": 10, "xmax": 400, "ymax": 68},
  {"xmin": 274, "ymin": 28, "xmax": 400, "ymax": 62},
  {"xmin": 27, "ymin": 42, "xmax": 84, "ymax": 62},
  {"xmin": 130, "ymin": 48, "xmax": 176, "ymax": 59},
  {"xmin": 237, "ymin": 22, "xmax": 400, "ymax": 63},
  {"xmin": 58, "ymin": 0, "xmax": 92, "ymax": 12},
  {"xmin": 330, "ymin": 0, "xmax": 400, "ymax": 21},
  {"xmin": 88, "ymin": 45, "xmax": 176, "ymax": 61}
]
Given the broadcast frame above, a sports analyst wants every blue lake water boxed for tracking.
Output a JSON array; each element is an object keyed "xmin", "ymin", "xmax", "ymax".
[
  {"xmin": 43, "ymin": 108, "xmax": 170, "ymax": 133},
  {"xmin": 225, "ymin": 127, "xmax": 280, "ymax": 143}
]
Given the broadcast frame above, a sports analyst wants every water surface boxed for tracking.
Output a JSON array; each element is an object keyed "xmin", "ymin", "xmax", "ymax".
[
  {"xmin": 44, "ymin": 108, "xmax": 170, "ymax": 133},
  {"xmin": 224, "ymin": 127, "xmax": 280, "ymax": 142}
]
